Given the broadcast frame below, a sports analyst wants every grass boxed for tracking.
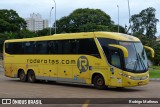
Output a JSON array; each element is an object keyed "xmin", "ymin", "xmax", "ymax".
[{"xmin": 149, "ymin": 66, "xmax": 160, "ymax": 78}]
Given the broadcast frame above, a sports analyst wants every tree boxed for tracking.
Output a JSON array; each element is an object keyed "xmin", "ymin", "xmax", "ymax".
[
  {"xmin": 154, "ymin": 43, "xmax": 160, "ymax": 65},
  {"xmin": 109, "ymin": 24, "xmax": 126, "ymax": 33},
  {"xmin": 0, "ymin": 10, "xmax": 40, "ymax": 52},
  {"xmin": 15, "ymin": 30, "xmax": 37, "ymax": 38},
  {"xmin": 131, "ymin": 7, "xmax": 160, "ymax": 65},
  {"xmin": 0, "ymin": 9, "xmax": 26, "ymax": 33},
  {"xmin": 37, "ymin": 28, "xmax": 50, "ymax": 36},
  {"xmin": 133, "ymin": 33, "xmax": 160, "ymax": 65},
  {"xmin": 130, "ymin": 7, "xmax": 159, "ymax": 38},
  {"xmin": 55, "ymin": 8, "xmax": 125, "ymax": 33}
]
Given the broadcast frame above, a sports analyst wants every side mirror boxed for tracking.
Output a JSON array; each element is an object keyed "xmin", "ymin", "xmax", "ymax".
[
  {"xmin": 144, "ymin": 46, "xmax": 155, "ymax": 58},
  {"xmin": 109, "ymin": 44, "xmax": 128, "ymax": 58}
]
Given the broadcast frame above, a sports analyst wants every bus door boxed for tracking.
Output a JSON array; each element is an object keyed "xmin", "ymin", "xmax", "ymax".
[{"xmin": 108, "ymin": 50, "xmax": 123, "ymax": 87}]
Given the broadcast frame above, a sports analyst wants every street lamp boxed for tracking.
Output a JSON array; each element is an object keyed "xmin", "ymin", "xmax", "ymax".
[
  {"xmin": 53, "ymin": 0, "xmax": 56, "ymax": 34},
  {"xmin": 49, "ymin": 7, "xmax": 54, "ymax": 35},
  {"xmin": 117, "ymin": 5, "xmax": 119, "ymax": 33},
  {"xmin": 127, "ymin": 0, "xmax": 132, "ymax": 33}
]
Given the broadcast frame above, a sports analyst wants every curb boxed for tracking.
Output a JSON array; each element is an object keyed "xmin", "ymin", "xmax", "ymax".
[{"xmin": 150, "ymin": 78, "xmax": 160, "ymax": 81}]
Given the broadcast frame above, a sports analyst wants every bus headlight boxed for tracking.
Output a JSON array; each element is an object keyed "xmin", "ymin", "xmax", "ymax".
[
  {"xmin": 120, "ymin": 73, "xmax": 132, "ymax": 78},
  {"xmin": 128, "ymin": 75, "xmax": 132, "ymax": 79},
  {"xmin": 120, "ymin": 73, "xmax": 148, "ymax": 80}
]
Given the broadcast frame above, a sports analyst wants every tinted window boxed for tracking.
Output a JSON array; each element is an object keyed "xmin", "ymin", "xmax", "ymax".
[
  {"xmin": 78, "ymin": 39, "xmax": 100, "ymax": 57},
  {"xmin": 71, "ymin": 40, "xmax": 79, "ymax": 54},
  {"xmin": 62, "ymin": 40, "xmax": 79, "ymax": 54},
  {"xmin": 23, "ymin": 42, "xmax": 35, "ymax": 54},
  {"xmin": 5, "ymin": 38, "xmax": 100, "ymax": 58},
  {"xmin": 57, "ymin": 41, "xmax": 63, "ymax": 54},
  {"xmin": 5, "ymin": 42, "xmax": 23, "ymax": 54},
  {"xmin": 36, "ymin": 41, "xmax": 47, "ymax": 54},
  {"xmin": 48, "ymin": 39, "xmax": 100, "ymax": 57},
  {"xmin": 47, "ymin": 41, "xmax": 57, "ymax": 54},
  {"xmin": 98, "ymin": 38, "xmax": 122, "ymax": 68},
  {"xmin": 98, "ymin": 38, "xmax": 117, "ymax": 59},
  {"xmin": 63, "ymin": 40, "xmax": 72, "ymax": 54},
  {"xmin": 110, "ymin": 50, "xmax": 121, "ymax": 68}
]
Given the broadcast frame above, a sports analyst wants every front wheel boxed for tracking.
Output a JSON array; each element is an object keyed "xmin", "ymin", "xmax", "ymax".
[
  {"xmin": 93, "ymin": 74, "xmax": 106, "ymax": 90},
  {"xmin": 27, "ymin": 70, "xmax": 36, "ymax": 83}
]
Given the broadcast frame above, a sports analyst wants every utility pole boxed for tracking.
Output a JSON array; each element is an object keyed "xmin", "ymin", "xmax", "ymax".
[
  {"xmin": 49, "ymin": 7, "xmax": 54, "ymax": 35},
  {"xmin": 117, "ymin": 5, "xmax": 119, "ymax": 32},
  {"xmin": 127, "ymin": 0, "xmax": 132, "ymax": 34},
  {"xmin": 53, "ymin": 0, "xmax": 56, "ymax": 34}
]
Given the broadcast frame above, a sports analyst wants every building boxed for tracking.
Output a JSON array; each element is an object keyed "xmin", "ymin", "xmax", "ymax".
[{"xmin": 25, "ymin": 13, "xmax": 48, "ymax": 32}]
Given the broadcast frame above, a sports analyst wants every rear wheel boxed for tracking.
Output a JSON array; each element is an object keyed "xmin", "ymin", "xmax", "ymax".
[
  {"xmin": 27, "ymin": 70, "xmax": 36, "ymax": 83},
  {"xmin": 93, "ymin": 74, "xmax": 106, "ymax": 90},
  {"xmin": 19, "ymin": 70, "xmax": 26, "ymax": 82}
]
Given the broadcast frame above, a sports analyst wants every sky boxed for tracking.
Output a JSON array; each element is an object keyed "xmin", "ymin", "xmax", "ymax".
[{"xmin": 0, "ymin": 0, "xmax": 160, "ymax": 36}]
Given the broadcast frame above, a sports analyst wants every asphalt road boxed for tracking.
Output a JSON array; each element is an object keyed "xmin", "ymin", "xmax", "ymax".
[{"xmin": 0, "ymin": 68, "xmax": 160, "ymax": 107}]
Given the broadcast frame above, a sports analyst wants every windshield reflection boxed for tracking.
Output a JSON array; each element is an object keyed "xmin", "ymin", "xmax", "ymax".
[{"xmin": 119, "ymin": 42, "xmax": 148, "ymax": 72}]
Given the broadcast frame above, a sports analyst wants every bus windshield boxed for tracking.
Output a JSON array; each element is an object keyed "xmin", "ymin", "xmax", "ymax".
[{"xmin": 119, "ymin": 42, "xmax": 148, "ymax": 72}]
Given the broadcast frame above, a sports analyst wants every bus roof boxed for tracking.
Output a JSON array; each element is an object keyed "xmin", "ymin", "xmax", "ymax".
[{"xmin": 5, "ymin": 32, "xmax": 140, "ymax": 43}]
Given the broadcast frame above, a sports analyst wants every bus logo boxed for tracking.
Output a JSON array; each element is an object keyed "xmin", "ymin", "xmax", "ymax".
[{"xmin": 77, "ymin": 56, "xmax": 89, "ymax": 72}]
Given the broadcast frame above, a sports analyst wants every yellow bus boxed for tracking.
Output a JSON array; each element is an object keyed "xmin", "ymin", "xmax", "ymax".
[{"xmin": 3, "ymin": 32, "xmax": 154, "ymax": 89}]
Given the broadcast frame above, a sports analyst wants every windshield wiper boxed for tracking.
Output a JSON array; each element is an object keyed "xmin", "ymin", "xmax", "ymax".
[
  {"xmin": 137, "ymin": 53, "xmax": 146, "ymax": 70},
  {"xmin": 133, "ymin": 58, "xmax": 138, "ymax": 71},
  {"xmin": 133, "ymin": 52, "xmax": 146, "ymax": 71}
]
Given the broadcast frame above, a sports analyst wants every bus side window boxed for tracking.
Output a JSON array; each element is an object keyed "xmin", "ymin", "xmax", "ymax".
[
  {"xmin": 63, "ymin": 40, "xmax": 72, "ymax": 54},
  {"xmin": 57, "ymin": 41, "xmax": 63, "ymax": 54},
  {"xmin": 111, "ymin": 50, "xmax": 121, "ymax": 69},
  {"xmin": 71, "ymin": 39, "xmax": 79, "ymax": 54},
  {"xmin": 24, "ymin": 42, "xmax": 35, "ymax": 54},
  {"xmin": 98, "ymin": 38, "xmax": 117, "ymax": 56},
  {"xmin": 78, "ymin": 39, "xmax": 100, "ymax": 58},
  {"xmin": 48, "ymin": 41, "xmax": 54, "ymax": 54},
  {"xmin": 36, "ymin": 41, "xmax": 47, "ymax": 54},
  {"xmin": 5, "ymin": 42, "xmax": 24, "ymax": 54},
  {"xmin": 5, "ymin": 43, "xmax": 13, "ymax": 54}
]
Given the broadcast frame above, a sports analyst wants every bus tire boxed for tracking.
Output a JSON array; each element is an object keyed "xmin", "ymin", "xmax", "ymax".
[
  {"xmin": 27, "ymin": 70, "xmax": 36, "ymax": 83},
  {"xmin": 93, "ymin": 74, "xmax": 106, "ymax": 90},
  {"xmin": 19, "ymin": 70, "xmax": 26, "ymax": 82}
]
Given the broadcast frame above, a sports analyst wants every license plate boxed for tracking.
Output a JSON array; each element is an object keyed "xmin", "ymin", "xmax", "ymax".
[{"xmin": 138, "ymin": 82, "xmax": 143, "ymax": 85}]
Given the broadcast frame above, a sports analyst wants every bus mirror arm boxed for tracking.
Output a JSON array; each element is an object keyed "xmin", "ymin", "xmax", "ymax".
[
  {"xmin": 108, "ymin": 44, "xmax": 128, "ymax": 58},
  {"xmin": 144, "ymin": 46, "xmax": 155, "ymax": 58}
]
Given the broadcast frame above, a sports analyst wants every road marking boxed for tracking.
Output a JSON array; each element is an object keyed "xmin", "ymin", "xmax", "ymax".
[
  {"xmin": 82, "ymin": 99, "xmax": 90, "ymax": 107},
  {"xmin": 0, "ymin": 92, "xmax": 10, "ymax": 95}
]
